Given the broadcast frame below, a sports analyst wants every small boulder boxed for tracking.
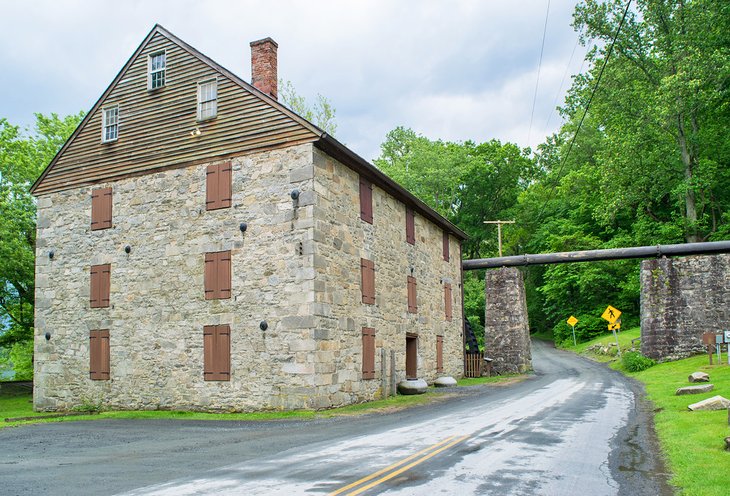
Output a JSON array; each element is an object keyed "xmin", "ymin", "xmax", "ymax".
[
  {"xmin": 676, "ymin": 384, "xmax": 714, "ymax": 395},
  {"xmin": 397, "ymin": 379, "xmax": 428, "ymax": 395},
  {"xmin": 726, "ymin": 436, "xmax": 730, "ymax": 452},
  {"xmin": 434, "ymin": 376, "xmax": 457, "ymax": 387},
  {"xmin": 688, "ymin": 372, "xmax": 710, "ymax": 383},
  {"xmin": 688, "ymin": 395, "xmax": 730, "ymax": 411}
]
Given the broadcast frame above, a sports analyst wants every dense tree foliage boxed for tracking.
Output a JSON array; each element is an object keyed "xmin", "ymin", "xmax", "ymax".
[
  {"xmin": 375, "ymin": 0, "xmax": 729, "ymax": 346},
  {"xmin": 0, "ymin": 113, "xmax": 83, "ymax": 378}
]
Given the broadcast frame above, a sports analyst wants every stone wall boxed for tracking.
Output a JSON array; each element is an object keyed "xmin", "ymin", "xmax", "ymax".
[
  {"xmin": 310, "ymin": 148, "xmax": 464, "ymax": 402},
  {"xmin": 34, "ymin": 143, "xmax": 464, "ymax": 412},
  {"xmin": 641, "ymin": 254, "xmax": 730, "ymax": 361},
  {"xmin": 484, "ymin": 267, "xmax": 531, "ymax": 374}
]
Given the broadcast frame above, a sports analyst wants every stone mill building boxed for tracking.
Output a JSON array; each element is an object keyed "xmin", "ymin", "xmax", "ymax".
[{"xmin": 31, "ymin": 25, "xmax": 467, "ymax": 412}]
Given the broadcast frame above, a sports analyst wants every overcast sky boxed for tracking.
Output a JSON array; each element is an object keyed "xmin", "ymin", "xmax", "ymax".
[{"xmin": 0, "ymin": 0, "xmax": 588, "ymax": 162}]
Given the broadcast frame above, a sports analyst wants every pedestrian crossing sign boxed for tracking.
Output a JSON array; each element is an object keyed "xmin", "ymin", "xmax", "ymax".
[{"xmin": 601, "ymin": 305, "xmax": 621, "ymax": 324}]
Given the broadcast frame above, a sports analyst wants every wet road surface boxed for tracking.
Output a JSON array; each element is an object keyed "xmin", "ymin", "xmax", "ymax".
[{"xmin": 0, "ymin": 341, "xmax": 672, "ymax": 495}]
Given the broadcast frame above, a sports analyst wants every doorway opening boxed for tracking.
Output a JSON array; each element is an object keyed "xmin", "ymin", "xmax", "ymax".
[{"xmin": 406, "ymin": 333, "xmax": 418, "ymax": 379}]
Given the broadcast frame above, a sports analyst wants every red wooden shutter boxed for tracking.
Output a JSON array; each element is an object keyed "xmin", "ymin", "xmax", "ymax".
[
  {"xmin": 218, "ymin": 251, "xmax": 231, "ymax": 299},
  {"xmin": 442, "ymin": 231, "xmax": 449, "ymax": 261},
  {"xmin": 90, "ymin": 264, "xmax": 111, "ymax": 308},
  {"xmin": 359, "ymin": 177, "xmax": 373, "ymax": 224},
  {"xmin": 90, "ymin": 329, "xmax": 110, "ymax": 380},
  {"xmin": 204, "ymin": 325, "xmax": 230, "ymax": 381},
  {"xmin": 436, "ymin": 335, "xmax": 444, "ymax": 373},
  {"xmin": 407, "ymin": 276, "xmax": 417, "ymax": 313},
  {"xmin": 361, "ymin": 258, "xmax": 375, "ymax": 304},
  {"xmin": 444, "ymin": 283, "xmax": 453, "ymax": 321},
  {"xmin": 219, "ymin": 161, "xmax": 232, "ymax": 209},
  {"xmin": 91, "ymin": 187, "xmax": 112, "ymax": 230},
  {"xmin": 203, "ymin": 325, "xmax": 215, "ymax": 379},
  {"xmin": 206, "ymin": 164, "xmax": 219, "ymax": 210},
  {"xmin": 406, "ymin": 208, "xmax": 415, "ymax": 244},
  {"xmin": 362, "ymin": 327, "xmax": 375, "ymax": 379},
  {"xmin": 204, "ymin": 253, "xmax": 217, "ymax": 299},
  {"xmin": 216, "ymin": 325, "xmax": 231, "ymax": 381}
]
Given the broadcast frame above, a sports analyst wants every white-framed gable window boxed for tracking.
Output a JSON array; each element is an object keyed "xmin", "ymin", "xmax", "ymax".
[
  {"xmin": 148, "ymin": 51, "xmax": 166, "ymax": 90},
  {"xmin": 101, "ymin": 105, "xmax": 119, "ymax": 143},
  {"xmin": 197, "ymin": 79, "xmax": 218, "ymax": 121}
]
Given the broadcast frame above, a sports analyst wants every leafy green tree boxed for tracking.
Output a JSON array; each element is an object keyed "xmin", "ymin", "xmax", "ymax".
[
  {"xmin": 0, "ymin": 112, "xmax": 83, "ymax": 378},
  {"xmin": 278, "ymin": 79, "xmax": 338, "ymax": 136},
  {"xmin": 571, "ymin": 0, "xmax": 730, "ymax": 243}
]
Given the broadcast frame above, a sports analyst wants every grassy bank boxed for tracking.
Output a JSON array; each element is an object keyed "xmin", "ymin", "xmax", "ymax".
[{"xmin": 561, "ymin": 328, "xmax": 730, "ymax": 495}]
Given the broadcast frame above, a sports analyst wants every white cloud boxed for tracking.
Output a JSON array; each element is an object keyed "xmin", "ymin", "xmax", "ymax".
[{"xmin": 0, "ymin": 0, "xmax": 588, "ymax": 159}]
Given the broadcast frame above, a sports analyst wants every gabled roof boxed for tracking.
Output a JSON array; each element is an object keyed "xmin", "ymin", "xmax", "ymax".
[{"xmin": 31, "ymin": 25, "xmax": 466, "ymax": 239}]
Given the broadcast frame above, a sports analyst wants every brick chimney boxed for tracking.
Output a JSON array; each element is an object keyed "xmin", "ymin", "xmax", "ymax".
[{"xmin": 250, "ymin": 37, "xmax": 278, "ymax": 100}]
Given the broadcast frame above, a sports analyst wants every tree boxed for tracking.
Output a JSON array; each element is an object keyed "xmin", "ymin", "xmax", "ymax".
[
  {"xmin": 0, "ymin": 112, "xmax": 83, "ymax": 378},
  {"xmin": 571, "ymin": 0, "xmax": 730, "ymax": 243},
  {"xmin": 278, "ymin": 79, "xmax": 338, "ymax": 136},
  {"xmin": 374, "ymin": 127, "xmax": 538, "ymax": 259}
]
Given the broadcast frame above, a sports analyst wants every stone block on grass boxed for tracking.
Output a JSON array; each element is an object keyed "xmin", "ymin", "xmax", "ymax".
[
  {"xmin": 397, "ymin": 379, "xmax": 427, "ymax": 395},
  {"xmin": 688, "ymin": 395, "xmax": 730, "ymax": 411},
  {"xmin": 434, "ymin": 376, "xmax": 457, "ymax": 387},
  {"xmin": 688, "ymin": 371, "xmax": 710, "ymax": 383},
  {"xmin": 675, "ymin": 384, "xmax": 714, "ymax": 395}
]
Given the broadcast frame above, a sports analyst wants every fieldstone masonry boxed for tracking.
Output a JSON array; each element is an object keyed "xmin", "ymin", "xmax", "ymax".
[
  {"xmin": 484, "ymin": 267, "xmax": 532, "ymax": 374},
  {"xmin": 34, "ymin": 143, "xmax": 464, "ymax": 412},
  {"xmin": 641, "ymin": 254, "xmax": 730, "ymax": 361}
]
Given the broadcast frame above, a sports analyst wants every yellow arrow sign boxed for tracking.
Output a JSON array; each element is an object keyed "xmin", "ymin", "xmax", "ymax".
[
  {"xmin": 567, "ymin": 316, "xmax": 578, "ymax": 327},
  {"xmin": 601, "ymin": 305, "xmax": 622, "ymax": 324},
  {"xmin": 608, "ymin": 321, "xmax": 621, "ymax": 331}
]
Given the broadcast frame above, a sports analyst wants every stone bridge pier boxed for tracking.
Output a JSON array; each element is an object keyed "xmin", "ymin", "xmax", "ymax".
[{"xmin": 484, "ymin": 267, "xmax": 532, "ymax": 374}]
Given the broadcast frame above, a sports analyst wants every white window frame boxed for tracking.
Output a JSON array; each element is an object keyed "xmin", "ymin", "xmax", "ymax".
[
  {"xmin": 148, "ymin": 50, "xmax": 166, "ymax": 90},
  {"xmin": 197, "ymin": 78, "xmax": 218, "ymax": 121},
  {"xmin": 101, "ymin": 105, "xmax": 119, "ymax": 143}
]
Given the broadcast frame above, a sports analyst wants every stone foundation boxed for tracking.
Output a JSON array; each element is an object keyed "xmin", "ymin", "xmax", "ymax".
[
  {"xmin": 484, "ymin": 267, "xmax": 532, "ymax": 374},
  {"xmin": 641, "ymin": 254, "xmax": 730, "ymax": 361}
]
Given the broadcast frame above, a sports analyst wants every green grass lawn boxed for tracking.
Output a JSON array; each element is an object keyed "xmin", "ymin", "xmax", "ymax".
[
  {"xmin": 560, "ymin": 328, "xmax": 730, "ymax": 495},
  {"xmin": 1, "ymin": 375, "xmax": 525, "ymax": 429}
]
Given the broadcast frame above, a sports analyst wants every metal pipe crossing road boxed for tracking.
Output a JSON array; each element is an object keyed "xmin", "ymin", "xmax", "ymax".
[{"xmin": 462, "ymin": 240, "xmax": 730, "ymax": 270}]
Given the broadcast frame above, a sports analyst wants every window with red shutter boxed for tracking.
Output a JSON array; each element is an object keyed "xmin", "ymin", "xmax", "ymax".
[
  {"xmin": 204, "ymin": 324, "xmax": 231, "ymax": 381},
  {"xmin": 436, "ymin": 335, "xmax": 444, "ymax": 373},
  {"xmin": 91, "ymin": 187, "xmax": 112, "ymax": 230},
  {"xmin": 406, "ymin": 207, "xmax": 415, "ymax": 244},
  {"xmin": 359, "ymin": 176, "xmax": 373, "ymax": 224},
  {"xmin": 362, "ymin": 327, "xmax": 376, "ymax": 380},
  {"xmin": 407, "ymin": 275, "xmax": 417, "ymax": 313},
  {"xmin": 206, "ymin": 162, "xmax": 232, "ymax": 210},
  {"xmin": 361, "ymin": 258, "xmax": 375, "ymax": 305},
  {"xmin": 442, "ymin": 231, "xmax": 450, "ymax": 261},
  {"xmin": 90, "ymin": 264, "xmax": 111, "ymax": 308},
  {"xmin": 204, "ymin": 251, "xmax": 231, "ymax": 300},
  {"xmin": 89, "ymin": 329, "xmax": 110, "ymax": 380},
  {"xmin": 444, "ymin": 283, "xmax": 453, "ymax": 321}
]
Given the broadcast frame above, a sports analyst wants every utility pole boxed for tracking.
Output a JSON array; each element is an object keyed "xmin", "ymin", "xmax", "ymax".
[{"xmin": 483, "ymin": 220, "xmax": 515, "ymax": 257}]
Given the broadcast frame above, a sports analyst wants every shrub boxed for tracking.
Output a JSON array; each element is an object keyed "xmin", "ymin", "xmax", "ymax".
[
  {"xmin": 553, "ymin": 314, "xmax": 605, "ymax": 345},
  {"xmin": 621, "ymin": 351, "xmax": 655, "ymax": 372}
]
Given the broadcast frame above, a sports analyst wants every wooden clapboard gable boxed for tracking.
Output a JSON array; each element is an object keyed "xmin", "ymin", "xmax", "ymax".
[{"xmin": 31, "ymin": 25, "xmax": 321, "ymax": 196}]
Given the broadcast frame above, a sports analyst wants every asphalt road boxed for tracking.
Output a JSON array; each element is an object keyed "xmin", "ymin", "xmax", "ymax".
[{"xmin": 0, "ymin": 341, "xmax": 672, "ymax": 495}]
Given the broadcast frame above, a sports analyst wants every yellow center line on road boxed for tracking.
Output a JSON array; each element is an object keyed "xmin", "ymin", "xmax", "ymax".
[{"xmin": 329, "ymin": 434, "xmax": 470, "ymax": 496}]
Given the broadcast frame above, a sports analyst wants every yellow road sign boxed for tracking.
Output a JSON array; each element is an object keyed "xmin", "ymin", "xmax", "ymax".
[
  {"xmin": 601, "ymin": 305, "xmax": 622, "ymax": 324},
  {"xmin": 567, "ymin": 316, "xmax": 578, "ymax": 327},
  {"xmin": 608, "ymin": 321, "xmax": 621, "ymax": 331}
]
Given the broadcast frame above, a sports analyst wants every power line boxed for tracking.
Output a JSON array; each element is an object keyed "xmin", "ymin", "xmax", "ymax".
[
  {"xmin": 527, "ymin": 0, "xmax": 551, "ymax": 147},
  {"xmin": 535, "ymin": 0, "xmax": 633, "ymax": 222}
]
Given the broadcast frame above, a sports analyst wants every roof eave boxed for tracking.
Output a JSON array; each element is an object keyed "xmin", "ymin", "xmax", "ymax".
[{"xmin": 314, "ymin": 134, "xmax": 468, "ymax": 240}]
